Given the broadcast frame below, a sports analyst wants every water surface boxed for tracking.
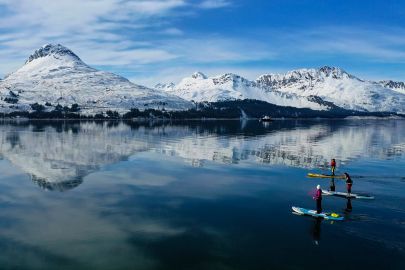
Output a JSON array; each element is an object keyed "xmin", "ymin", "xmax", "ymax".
[{"xmin": 0, "ymin": 119, "xmax": 404, "ymax": 270}]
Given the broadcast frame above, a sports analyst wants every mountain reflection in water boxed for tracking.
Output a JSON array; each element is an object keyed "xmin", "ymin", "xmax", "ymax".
[
  {"xmin": 0, "ymin": 119, "xmax": 404, "ymax": 191},
  {"xmin": 0, "ymin": 119, "xmax": 404, "ymax": 270}
]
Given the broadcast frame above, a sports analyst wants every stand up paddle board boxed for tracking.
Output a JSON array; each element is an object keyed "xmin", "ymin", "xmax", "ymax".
[
  {"xmin": 307, "ymin": 173, "xmax": 345, "ymax": 179},
  {"xmin": 322, "ymin": 190, "xmax": 374, "ymax": 200},
  {"xmin": 292, "ymin": 206, "xmax": 344, "ymax": 221}
]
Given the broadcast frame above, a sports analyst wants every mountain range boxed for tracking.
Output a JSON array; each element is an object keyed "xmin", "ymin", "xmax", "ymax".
[
  {"xmin": 0, "ymin": 44, "xmax": 404, "ymax": 115},
  {"xmin": 156, "ymin": 67, "xmax": 405, "ymax": 113}
]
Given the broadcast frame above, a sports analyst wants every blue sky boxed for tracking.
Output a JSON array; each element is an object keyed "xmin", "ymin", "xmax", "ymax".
[{"xmin": 0, "ymin": 0, "xmax": 405, "ymax": 86}]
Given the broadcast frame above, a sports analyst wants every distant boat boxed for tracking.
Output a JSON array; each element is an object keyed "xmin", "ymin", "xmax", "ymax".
[{"xmin": 260, "ymin": 116, "xmax": 272, "ymax": 122}]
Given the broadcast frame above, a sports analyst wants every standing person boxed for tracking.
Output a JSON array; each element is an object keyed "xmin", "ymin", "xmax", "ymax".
[
  {"xmin": 313, "ymin": 185, "xmax": 322, "ymax": 214},
  {"xmin": 344, "ymin": 172, "xmax": 353, "ymax": 196},
  {"xmin": 330, "ymin": 159, "xmax": 336, "ymax": 175}
]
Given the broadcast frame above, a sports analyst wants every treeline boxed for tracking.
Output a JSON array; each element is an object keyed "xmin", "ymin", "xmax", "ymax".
[
  {"xmin": 123, "ymin": 100, "xmax": 399, "ymax": 119},
  {"xmin": 0, "ymin": 99, "xmax": 401, "ymax": 119},
  {"xmin": 3, "ymin": 103, "xmax": 87, "ymax": 119}
]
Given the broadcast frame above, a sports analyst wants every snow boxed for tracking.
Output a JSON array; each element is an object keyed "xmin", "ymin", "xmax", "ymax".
[
  {"xmin": 0, "ymin": 44, "xmax": 192, "ymax": 114},
  {"xmin": 379, "ymin": 80, "xmax": 405, "ymax": 95},
  {"xmin": 157, "ymin": 66, "xmax": 405, "ymax": 113},
  {"xmin": 160, "ymin": 72, "xmax": 329, "ymax": 110},
  {"xmin": 191, "ymin": 71, "xmax": 208, "ymax": 79},
  {"xmin": 2, "ymin": 44, "xmax": 404, "ymax": 114},
  {"xmin": 257, "ymin": 67, "xmax": 405, "ymax": 113}
]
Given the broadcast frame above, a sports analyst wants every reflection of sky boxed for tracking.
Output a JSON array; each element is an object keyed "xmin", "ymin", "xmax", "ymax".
[
  {"xmin": 0, "ymin": 119, "xmax": 404, "ymax": 270},
  {"xmin": 0, "ymin": 146, "xmax": 404, "ymax": 269}
]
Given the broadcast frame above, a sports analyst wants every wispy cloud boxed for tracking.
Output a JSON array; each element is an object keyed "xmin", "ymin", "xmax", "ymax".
[
  {"xmin": 0, "ymin": 0, "xmax": 264, "ymax": 83},
  {"xmin": 138, "ymin": 26, "xmax": 405, "ymax": 86},
  {"xmin": 122, "ymin": 0, "xmax": 187, "ymax": 15},
  {"xmin": 270, "ymin": 27, "xmax": 405, "ymax": 63},
  {"xmin": 165, "ymin": 37, "xmax": 275, "ymax": 63},
  {"xmin": 199, "ymin": 0, "xmax": 232, "ymax": 9},
  {"xmin": 0, "ymin": 1, "xmax": 405, "ymax": 84},
  {"xmin": 161, "ymin": 27, "xmax": 184, "ymax": 36},
  {"xmin": 0, "ymin": 0, "xmax": 198, "ymax": 73}
]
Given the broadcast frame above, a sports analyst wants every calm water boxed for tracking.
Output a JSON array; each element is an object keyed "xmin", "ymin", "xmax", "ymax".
[{"xmin": 0, "ymin": 119, "xmax": 404, "ymax": 270}]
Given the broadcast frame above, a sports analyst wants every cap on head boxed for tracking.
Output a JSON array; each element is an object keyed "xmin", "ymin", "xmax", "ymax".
[{"xmin": 317, "ymin": 184, "xmax": 321, "ymax": 189}]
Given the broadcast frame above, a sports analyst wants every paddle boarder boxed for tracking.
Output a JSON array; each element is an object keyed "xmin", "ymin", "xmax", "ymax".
[
  {"xmin": 344, "ymin": 172, "xmax": 353, "ymax": 195},
  {"xmin": 313, "ymin": 184, "xmax": 322, "ymax": 214},
  {"xmin": 330, "ymin": 159, "xmax": 336, "ymax": 175}
]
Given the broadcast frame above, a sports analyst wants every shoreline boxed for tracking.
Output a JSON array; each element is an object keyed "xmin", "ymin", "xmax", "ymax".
[{"xmin": 0, "ymin": 116, "xmax": 404, "ymax": 122}]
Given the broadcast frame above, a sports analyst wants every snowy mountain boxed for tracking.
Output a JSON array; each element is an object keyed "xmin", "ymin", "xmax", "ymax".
[
  {"xmin": 379, "ymin": 80, "xmax": 405, "ymax": 95},
  {"xmin": 0, "ymin": 44, "xmax": 192, "ymax": 114},
  {"xmin": 157, "ymin": 67, "xmax": 405, "ymax": 113},
  {"xmin": 257, "ymin": 67, "xmax": 405, "ymax": 112},
  {"xmin": 156, "ymin": 72, "xmax": 330, "ymax": 110},
  {"xmin": 2, "ymin": 45, "xmax": 404, "ymax": 115},
  {"xmin": 154, "ymin": 82, "xmax": 176, "ymax": 92}
]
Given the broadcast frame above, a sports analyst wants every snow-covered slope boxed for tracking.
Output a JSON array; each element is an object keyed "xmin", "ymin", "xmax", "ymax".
[
  {"xmin": 157, "ymin": 67, "xmax": 405, "ymax": 113},
  {"xmin": 0, "ymin": 44, "xmax": 192, "ymax": 114},
  {"xmin": 157, "ymin": 72, "xmax": 330, "ymax": 110},
  {"xmin": 379, "ymin": 80, "xmax": 405, "ymax": 95},
  {"xmin": 3, "ymin": 45, "xmax": 404, "ymax": 114},
  {"xmin": 257, "ymin": 67, "xmax": 405, "ymax": 112}
]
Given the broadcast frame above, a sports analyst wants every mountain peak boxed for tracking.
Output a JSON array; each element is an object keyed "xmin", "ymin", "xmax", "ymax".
[
  {"xmin": 25, "ymin": 44, "xmax": 82, "ymax": 64},
  {"xmin": 155, "ymin": 82, "xmax": 175, "ymax": 91},
  {"xmin": 379, "ymin": 80, "xmax": 405, "ymax": 94},
  {"xmin": 191, "ymin": 72, "xmax": 207, "ymax": 79},
  {"xmin": 319, "ymin": 66, "xmax": 341, "ymax": 72},
  {"xmin": 318, "ymin": 66, "xmax": 353, "ymax": 79}
]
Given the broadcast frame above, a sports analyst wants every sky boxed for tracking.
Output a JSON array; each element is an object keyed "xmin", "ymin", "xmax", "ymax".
[{"xmin": 0, "ymin": 0, "xmax": 405, "ymax": 86}]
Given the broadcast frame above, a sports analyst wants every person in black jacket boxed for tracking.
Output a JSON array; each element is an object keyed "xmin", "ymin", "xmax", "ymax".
[{"xmin": 344, "ymin": 172, "xmax": 353, "ymax": 195}]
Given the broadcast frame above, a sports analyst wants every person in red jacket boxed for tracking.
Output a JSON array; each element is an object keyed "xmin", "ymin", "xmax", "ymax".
[
  {"xmin": 344, "ymin": 172, "xmax": 353, "ymax": 195},
  {"xmin": 313, "ymin": 184, "xmax": 322, "ymax": 214},
  {"xmin": 330, "ymin": 159, "xmax": 336, "ymax": 175}
]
